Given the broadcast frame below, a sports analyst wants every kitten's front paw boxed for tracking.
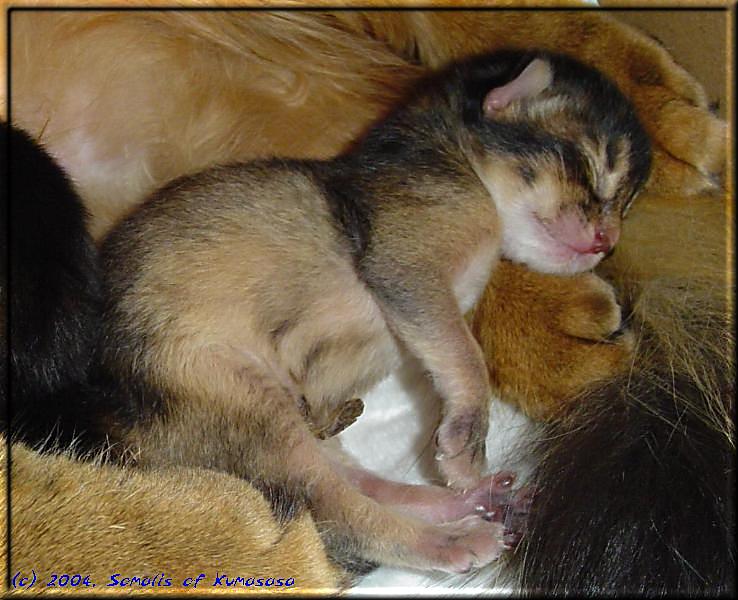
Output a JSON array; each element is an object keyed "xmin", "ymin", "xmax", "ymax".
[
  {"xmin": 472, "ymin": 262, "xmax": 634, "ymax": 421},
  {"xmin": 435, "ymin": 409, "xmax": 487, "ymax": 490}
]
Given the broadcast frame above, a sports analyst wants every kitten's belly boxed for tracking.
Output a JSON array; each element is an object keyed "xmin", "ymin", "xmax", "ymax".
[{"xmin": 277, "ymin": 242, "xmax": 500, "ymax": 408}]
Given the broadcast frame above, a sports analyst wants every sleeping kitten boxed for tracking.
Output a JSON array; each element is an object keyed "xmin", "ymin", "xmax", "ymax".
[{"xmin": 97, "ymin": 50, "xmax": 650, "ymax": 573}]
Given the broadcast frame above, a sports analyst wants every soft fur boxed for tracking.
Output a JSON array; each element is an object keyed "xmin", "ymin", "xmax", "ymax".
[
  {"xmin": 6, "ymin": 9, "xmax": 723, "ymax": 239},
  {"xmin": 2, "ymin": 123, "xmax": 104, "ymax": 450},
  {"xmin": 0, "ymin": 121, "xmax": 346, "ymax": 591},
  {"xmin": 5, "ymin": 442, "xmax": 343, "ymax": 592},
  {"xmin": 88, "ymin": 49, "xmax": 651, "ymax": 572},
  {"xmin": 3, "ymin": 7, "xmax": 732, "ymax": 595}
]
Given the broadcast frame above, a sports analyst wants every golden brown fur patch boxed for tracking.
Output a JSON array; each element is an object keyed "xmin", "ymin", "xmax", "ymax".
[
  {"xmin": 2, "ymin": 438, "xmax": 345, "ymax": 593},
  {"xmin": 470, "ymin": 262, "xmax": 633, "ymax": 420},
  {"xmin": 7, "ymin": 10, "xmax": 724, "ymax": 240}
]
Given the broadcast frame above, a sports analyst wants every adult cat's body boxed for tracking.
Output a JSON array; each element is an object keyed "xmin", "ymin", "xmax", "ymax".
[{"xmin": 99, "ymin": 51, "xmax": 649, "ymax": 572}]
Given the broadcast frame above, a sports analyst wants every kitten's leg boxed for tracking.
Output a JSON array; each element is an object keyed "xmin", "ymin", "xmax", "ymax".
[
  {"xmin": 359, "ymin": 206, "xmax": 499, "ymax": 490},
  {"xmin": 130, "ymin": 349, "xmax": 508, "ymax": 574},
  {"xmin": 368, "ymin": 286, "xmax": 493, "ymax": 490},
  {"xmin": 336, "ymin": 463, "xmax": 531, "ymax": 543}
]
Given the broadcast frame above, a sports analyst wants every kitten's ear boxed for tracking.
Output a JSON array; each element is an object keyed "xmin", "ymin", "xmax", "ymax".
[{"xmin": 483, "ymin": 58, "xmax": 553, "ymax": 116}]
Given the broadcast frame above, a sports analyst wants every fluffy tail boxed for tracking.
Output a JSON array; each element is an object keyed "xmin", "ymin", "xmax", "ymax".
[
  {"xmin": 513, "ymin": 191, "xmax": 735, "ymax": 595},
  {"xmin": 516, "ymin": 368, "xmax": 733, "ymax": 594}
]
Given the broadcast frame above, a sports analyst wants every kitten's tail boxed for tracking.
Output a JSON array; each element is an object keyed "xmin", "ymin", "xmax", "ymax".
[{"xmin": 513, "ymin": 192, "xmax": 735, "ymax": 595}]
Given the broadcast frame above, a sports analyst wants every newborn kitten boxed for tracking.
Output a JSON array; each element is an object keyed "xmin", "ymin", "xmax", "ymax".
[{"xmin": 98, "ymin": 50, "xmax": 650, "ymax": 573}]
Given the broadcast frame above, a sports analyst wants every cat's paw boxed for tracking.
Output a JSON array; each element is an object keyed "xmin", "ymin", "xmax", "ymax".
[
  {"xmin": 435, "ymin": 408, "xmax": 487, "ymax": 490},
  {"xmin": 420, "ymin": 515, "xmax": 507, "ymax": 574},
  {"xmin": 472, "ymin": 261, "xmax": 633, "ymax": 421},
  {"xmin": 644, "ymin": 99, "xmax": 726, "ymax": 196},
  {"xmin": 306, "ymin": 397, "xmax": 365, "ymax": 440},
  {"xmin": 554, "ymin": 273, "xmax": 625, "ymax": 342},
  {"xmin": 613, "ymin": 29, "xmax": 726, "ymax": 195}
]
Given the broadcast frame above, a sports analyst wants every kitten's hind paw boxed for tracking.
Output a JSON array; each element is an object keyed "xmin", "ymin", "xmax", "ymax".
[
  {"xmin": 465, "ymin": 471, "xmax": 518, "ymax": 522},
  {"xmin": 420, "ymin": 516, "xmax": 508, "ymax": 574}
]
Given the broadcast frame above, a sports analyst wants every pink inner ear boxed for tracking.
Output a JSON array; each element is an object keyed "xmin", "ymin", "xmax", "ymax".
[{"xmin": 483, "ymin": 58, "xmax": 553, "ymax": 115}]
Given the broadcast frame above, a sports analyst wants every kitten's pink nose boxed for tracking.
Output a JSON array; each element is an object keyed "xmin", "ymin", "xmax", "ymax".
[{"xmin": 587, "ymin": 225, "xmax": 619, "ymax": 254}]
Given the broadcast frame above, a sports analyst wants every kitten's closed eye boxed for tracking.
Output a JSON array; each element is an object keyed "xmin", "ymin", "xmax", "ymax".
[
  {"xmin": 470, "ymin": 54, "xmax": 649, "ymax": 275},
  {"xmin": 474, "ymin": 155, "xmax": 626, "ymax": 275}
]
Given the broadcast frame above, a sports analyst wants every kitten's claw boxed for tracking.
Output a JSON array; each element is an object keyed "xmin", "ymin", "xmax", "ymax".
[
  {"xmin": 463, "ymin": 472, "xmax": 521, "ymax": 525},
  {"xmin": 435, "ymin": 409, "xmax": 488, "ymax": 490},
  {"xmin": 499, "ymin": 483, "xmax": 535, "ymax": 549}
]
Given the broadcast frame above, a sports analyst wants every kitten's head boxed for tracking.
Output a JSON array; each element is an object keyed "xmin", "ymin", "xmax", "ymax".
[{"xmin": 455, "ymin": 50, "xmax": 651, "ymax": 274}]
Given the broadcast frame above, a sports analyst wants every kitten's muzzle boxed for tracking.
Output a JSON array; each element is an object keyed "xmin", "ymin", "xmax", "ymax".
[{"xmin": 543, "ymin": 212, "xmax": 620, "ymax": 257}]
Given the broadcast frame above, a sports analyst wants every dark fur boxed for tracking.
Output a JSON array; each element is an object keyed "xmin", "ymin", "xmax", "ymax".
[
  {"xmin": 457, "ymin": 51, "xmax": 650, "ymax": 190},
  {"xmin": 511, "ymin": 311, "xmax": 735, "ymax": 594},
  {"xmin": 1, "ymin": 122, "xmax": 110, "ymax": 451}
]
